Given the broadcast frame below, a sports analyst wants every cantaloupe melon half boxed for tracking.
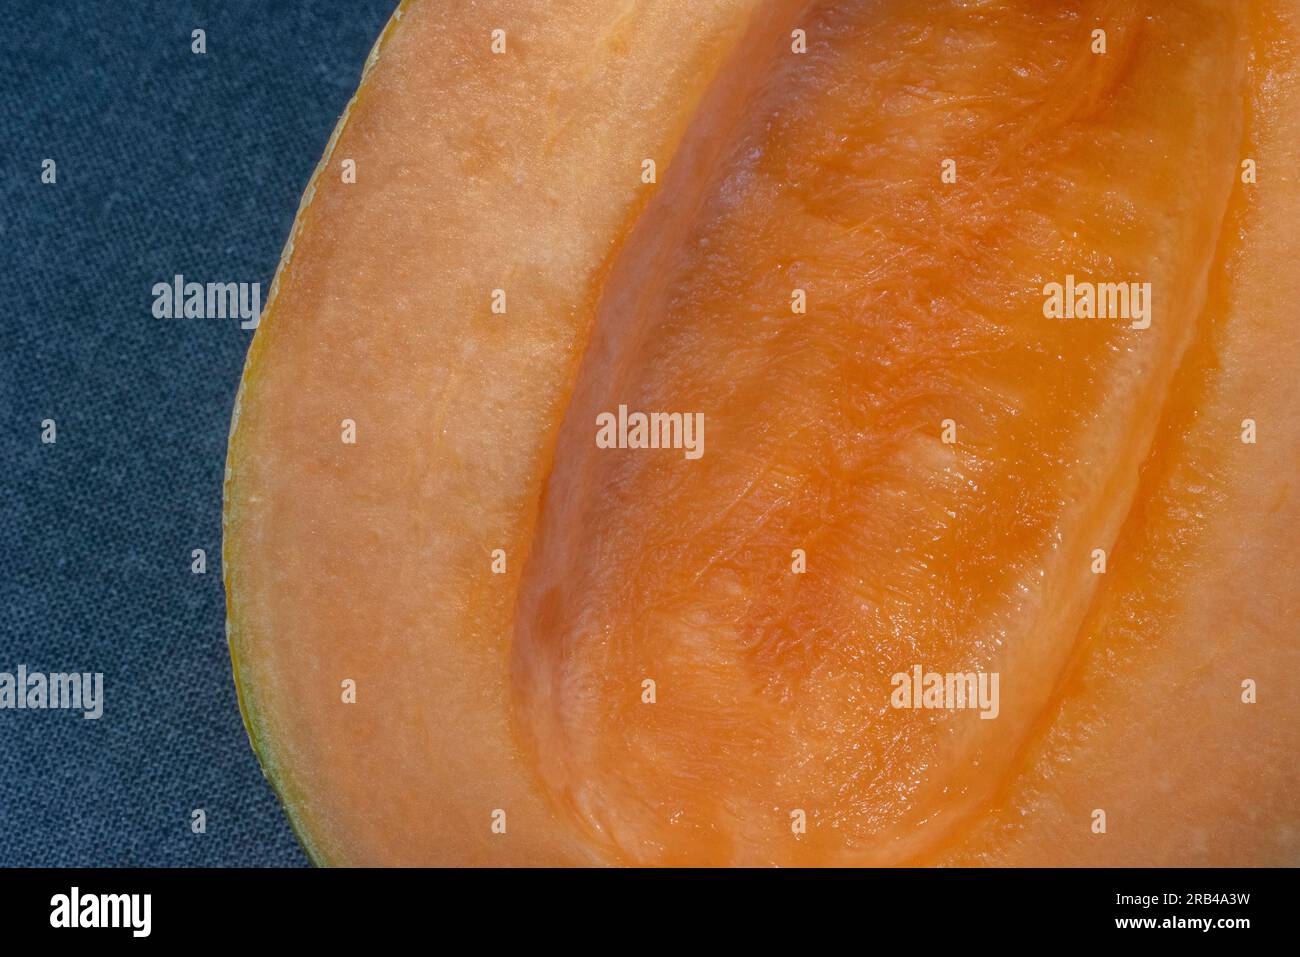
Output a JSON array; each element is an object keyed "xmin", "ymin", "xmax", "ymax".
[{"xmin": 225, "ymin": 0, "xmax": 1300, "ymax": 866}]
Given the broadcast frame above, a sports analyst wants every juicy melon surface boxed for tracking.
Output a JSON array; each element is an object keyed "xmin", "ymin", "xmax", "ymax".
[{"xmin": 225, "ymin": 0, "xmax": 1300, "ymax": 866}]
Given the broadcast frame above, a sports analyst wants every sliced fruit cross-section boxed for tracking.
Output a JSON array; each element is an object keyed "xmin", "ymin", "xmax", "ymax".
[{"xmin": 225, "ymin": 0, "xmax": 1300, "ymax": 866}]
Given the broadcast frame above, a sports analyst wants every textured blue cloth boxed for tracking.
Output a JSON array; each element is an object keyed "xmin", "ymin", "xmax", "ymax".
[{"xmin": 1, "ymin": 0, "xmax": 396, "ymax": 866}]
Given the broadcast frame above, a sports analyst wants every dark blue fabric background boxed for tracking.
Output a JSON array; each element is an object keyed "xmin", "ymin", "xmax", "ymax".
[{"xmin": 2, "ymin": 0, "xmax": 396, "ymax": 866}]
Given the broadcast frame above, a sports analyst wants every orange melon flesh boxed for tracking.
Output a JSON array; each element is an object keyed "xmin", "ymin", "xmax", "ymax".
[
  {"xmin": 513, "ymin": 0, "xmax": 1247, "ymax": 865},
  {"xmin": 933, "ymin": 0, "xmax": 1300, "ymax": 866},
  {"xmin": 224, "ymin": 0, "xmax": 787, "ymax": 866},
  {"xmin": 226, "ymin": 0, "xmax": 1300, "ymax": 866}
]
